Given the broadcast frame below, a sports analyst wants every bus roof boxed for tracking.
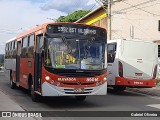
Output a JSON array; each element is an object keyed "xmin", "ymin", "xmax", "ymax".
[{"xmin": 6, "ymin": 37, "xmax": 16, "ymax": 43}]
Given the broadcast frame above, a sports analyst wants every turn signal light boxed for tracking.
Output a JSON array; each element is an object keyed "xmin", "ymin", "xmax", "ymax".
[
  {"xmin": 152, "ymin": 64, "xmax": 157, "ymax": 79},
  {"xmin": 119, "ymin": 61, "xmax": 123, "ymax": 77}
]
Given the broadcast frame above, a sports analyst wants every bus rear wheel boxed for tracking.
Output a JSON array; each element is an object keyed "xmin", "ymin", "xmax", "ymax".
[
  {"xmin": 10, "ymin": 73, "xmax": 16, "ymax": 89},
  {"xmin": 75, "ymin": 96, "xmax": 86, "ymax": 102}
]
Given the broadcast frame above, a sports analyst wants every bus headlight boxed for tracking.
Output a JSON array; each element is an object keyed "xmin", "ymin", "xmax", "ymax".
[
  {"xmin": 103, "ymin": 77, "xmax": 107, "ymax": 81},
  {"xmin": 45, "ymin": 76, "xmax": 50, "ymax": 81}
]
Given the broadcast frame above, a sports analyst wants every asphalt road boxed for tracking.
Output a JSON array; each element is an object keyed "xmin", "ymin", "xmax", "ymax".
[{"xmin": 0, "ymin": 72, "xmax": 160, "ymax": 120}]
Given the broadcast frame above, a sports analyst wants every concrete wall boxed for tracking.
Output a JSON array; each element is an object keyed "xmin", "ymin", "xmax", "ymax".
[
  {"xmin": 77, "ymin": 0, "xmax": 160, "ymax": 43},
  {"xmin": 111, "ymin": 0, "xmax": 160, "ymax": 42}
]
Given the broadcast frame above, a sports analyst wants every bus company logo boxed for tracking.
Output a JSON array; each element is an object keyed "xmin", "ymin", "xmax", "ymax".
[
  {"xmin": 58, "ymin": 78, "xmax": 76, "ymax": 82},
  {"xmin": 86, "ymin": 78, "xmax": 99, "ymax": 82}
]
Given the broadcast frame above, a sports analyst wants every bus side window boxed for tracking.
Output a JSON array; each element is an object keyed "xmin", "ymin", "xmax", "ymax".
[
  {"xmin": 21, "ymin": 36, "xmax": 28, "ymax": 58},
  {"xmin": 107, "ymin": 43, "xmax": 116, "ymax": 63},
  {"xmin": 36, "ymin": 35, "xmax": 44, "ymax": 54},
  {"xmin": 10, "ymin": 41, "xmax": 13, "ymax": 58},
  {"xmin": 13, "ymin": 40, "xmax": 17, "ymax": 58},
  {"xmin": 8, "ymin": 43, "xmax": 10, "ymax": 58},
  {"xmin": 39, "ymin": 35, "xmax": 44, "ymax": 52},
  {"xmin": 8, "ymin": 42, "xmax": 11, "ymax": 58},
  {"xmin": 5, "ymin": 43, "xmax": 8, "ymax": 58},
  {"xmin": 28, "ymin": 34, "xmax": 34, "ymax": 58}
]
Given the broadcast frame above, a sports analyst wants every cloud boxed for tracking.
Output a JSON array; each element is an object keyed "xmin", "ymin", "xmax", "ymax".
[
  {"xmin": 0, "ymin": 0, "xmax": 98, "ymax": 54},
  {"xmin": 41, "ymin": 0, "xmax": 97, "ymax": 13},
  {"xmin": 0, "ymin": 0, "xmax": 66, "ymax": 54}
]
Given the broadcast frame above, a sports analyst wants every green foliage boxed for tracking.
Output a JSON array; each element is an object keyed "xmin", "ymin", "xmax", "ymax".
[
  {"xmin": 56, "ymin": 10, "xmax": 91, "ymax": 22},
  {"xmin": 0, "ymin": 54, "xmax": 4, "ymax": 66}
]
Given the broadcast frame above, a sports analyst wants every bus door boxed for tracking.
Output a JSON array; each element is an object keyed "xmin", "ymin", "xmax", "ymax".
[
  {"xmin": 16, "ymin": 41, "xmax": 21, "ymax": 86},
  {"xmin": 107, "ymin": 43, "xmax": 117, "ymax": 85},
  {"xmin": 34, "ymin": 35, "xmax": 43, "ymax": 91}
]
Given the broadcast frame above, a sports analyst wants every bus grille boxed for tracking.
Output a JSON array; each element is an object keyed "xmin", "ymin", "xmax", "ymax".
[
  {"xmin": 62, "ymin": 82, "xmax": 94, "ymax": 85},
  {"xmin": 63, "ymin": 88, "xmax": 93, "ymax": 94},
  {"xmin": 65, "ymin": 92, "xmax": 91, "ymax": 94}
]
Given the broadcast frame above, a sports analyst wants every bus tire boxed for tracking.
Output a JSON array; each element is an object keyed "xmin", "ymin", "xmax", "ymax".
[
  {"xmin": 28, "ymin": 75, "xmax": 32, "ymax": 94},
  {"xmin": 113, "ymin": 86, "xmax": 126, "ymax": 92},
  {"xmin": 30, "ymin": 84, "xmax": 40, "ymax": 102},
  {"xmin": 10, "ymin": 71, "xmax": 16, "ymax": 89},
  {"xmin": 75, "ymin": 96, "xmax": 86, "ymax": 102}
]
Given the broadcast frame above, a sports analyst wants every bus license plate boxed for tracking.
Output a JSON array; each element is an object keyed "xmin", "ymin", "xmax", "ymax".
[{"xmin": 74, "ymin": 88, "xmax": 84, "ymax": 93}]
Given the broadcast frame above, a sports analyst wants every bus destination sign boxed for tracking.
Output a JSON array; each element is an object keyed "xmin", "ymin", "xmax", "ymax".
[
  {"xmin": 46, "ymin": 24, "xmax": 106, "ymax": 37},
  {"xmin": 58, "ymin": 26, "xmax": 96, "ymax": 35}
]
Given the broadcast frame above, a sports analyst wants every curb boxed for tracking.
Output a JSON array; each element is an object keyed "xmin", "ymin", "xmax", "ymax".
[{"xmin": 127, "ymin": 86, "xmax": 160, "ymax": 96}]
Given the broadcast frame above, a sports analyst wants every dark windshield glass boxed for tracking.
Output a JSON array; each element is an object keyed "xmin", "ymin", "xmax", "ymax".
[{"xmin": 44, "ymin": 36, "xmax": 106, "ymax": 70}]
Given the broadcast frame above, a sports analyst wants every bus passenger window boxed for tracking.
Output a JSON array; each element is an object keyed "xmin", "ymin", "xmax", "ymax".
[
  {"xmin": 21, "ymin": 37, "xmax": 28, "ymax": 58},
  {"xmin": 28, "ymin": 34, "xmax": 34, "ymax": 58},
  {"xmin": 107, "ymin": 43, "xmax": 116, "ymax": 63}
]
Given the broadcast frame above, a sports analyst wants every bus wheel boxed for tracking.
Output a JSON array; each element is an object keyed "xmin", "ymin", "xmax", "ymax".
[
  {"xmin": 30, "ymin": 84, "xmax": 40, "ymax": 102},
  {"xmin": 113, "ymin": 86, "xmax": 126, "ymax": 92},
  {"xmin": 75, "ymin": 96, "xmax": 86, "ymax": 102},
  {"xmin": 10, "ymin": 73, "xmax": 16, "ymax": 89}
]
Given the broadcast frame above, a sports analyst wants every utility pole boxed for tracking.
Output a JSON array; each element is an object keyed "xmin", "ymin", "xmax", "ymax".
[{"xmin": 107, "ymin": 0, "xmax": 112, "ymax": 40}]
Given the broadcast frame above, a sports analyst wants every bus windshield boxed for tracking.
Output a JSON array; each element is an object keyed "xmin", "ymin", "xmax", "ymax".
[{"xmin": 44, "ymin": 36, "xmax": 106, "ymax": 70}]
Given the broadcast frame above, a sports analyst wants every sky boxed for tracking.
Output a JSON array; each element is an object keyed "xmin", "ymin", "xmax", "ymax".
[{"xmin": 0, "ymin": 0, "xmax": 99, "ymax": 54}]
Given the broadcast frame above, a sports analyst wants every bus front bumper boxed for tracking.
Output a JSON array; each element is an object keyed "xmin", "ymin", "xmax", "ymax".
[
  {"xmin": 41, "ymin": 81, "xmax": 107, "ymax": 96},
  {"xmin": 115, "ymin": 77, "xmax": 157, "ymax": 88}
]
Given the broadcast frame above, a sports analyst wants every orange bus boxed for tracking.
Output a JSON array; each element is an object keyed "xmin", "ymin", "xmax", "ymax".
[{"xmin": 5, "ymin": 22, "xmax": 107, "ymax": 102}]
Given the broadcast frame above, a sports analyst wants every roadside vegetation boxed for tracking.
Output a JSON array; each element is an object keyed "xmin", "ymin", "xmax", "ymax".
[
  {"xmin": 0, "ymin": 54, "xmax": 4, "ymax": 67},
  {"xmin": 56, "ymin": 10, "xmax": 90, "ymax": 22}
]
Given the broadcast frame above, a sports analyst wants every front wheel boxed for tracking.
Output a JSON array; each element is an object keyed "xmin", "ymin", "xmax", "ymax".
[
  {"xmin": 75, "ymin": 96, "xmax": 86, "ymax": 102},
  {"xmin": 30, "ymin": 84, "xmax": 40, "ymax": 102}
]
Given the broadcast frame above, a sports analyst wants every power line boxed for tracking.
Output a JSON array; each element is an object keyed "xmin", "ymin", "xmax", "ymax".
[
  {"xmin": 95, "ymin": 0, "xmax": 160, "ymax": 40},
  {"xmin": 89, "ymin": 3, "xmax": 98, "ymax": 11},
  {"xmin": 120, "ymin": 1, "xmax": 160, "ymax": 14},
  {"xmin": 112, "ymin": 16, "xmax": 154, "ymax": 20},
  {"xmin": 96, "ymin": 0, "xmax": 160, "ymax": 17},
  {"xmin": 95, "ymin": 0, "xmax": 108, "ymax": 11},
  {"xmin": 122, "ymin": 1, "xmax": 160, "ymax": 16},
  {"xmin": 111, "ymin": 1, "xmax": 160, "ymax": 39},
  {"xmin": 0, "ymin": 31, "xmax": 17, "ymax": 34},
  {"xmin": 112, "ymin": 0, "xmax": 158, "ymax": 14},
  {"xmin": 0, "ymin": 27, "xmax": 25, "ymax": 35}
]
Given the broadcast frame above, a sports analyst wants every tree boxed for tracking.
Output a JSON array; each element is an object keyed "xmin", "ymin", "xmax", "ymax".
[
  {"xmin": 56, "ymin": 10, "xmax": 91, "ymax": 22},
  {"xmin": 0, "ymin": 54, "xmax": 4, "ymax": 67}
]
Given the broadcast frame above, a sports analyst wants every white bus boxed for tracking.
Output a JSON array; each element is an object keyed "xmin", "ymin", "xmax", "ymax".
[{"xmin": 107, "ymin": 39, "xmax": 158, "ymax": 91}]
